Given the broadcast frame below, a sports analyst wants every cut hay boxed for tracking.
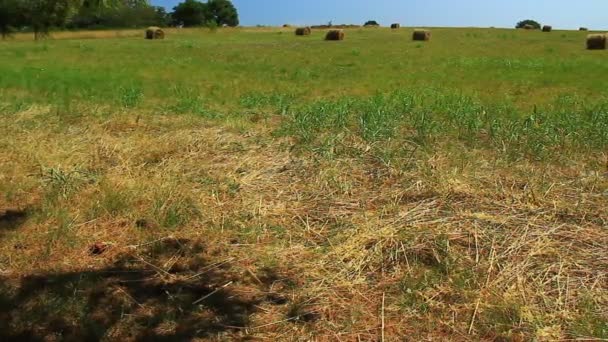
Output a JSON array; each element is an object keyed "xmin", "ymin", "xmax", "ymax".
[
  {"xmin": 295, "ymin": 27, "xmax": 312, "ymax": 36},
  {"xmin": 145, "ymin": 26, "xmax": 164, "ymax": 40},
  {"xmin": 412, "ymin": 29, "xmax": 431, "ymax": 41},
  {"xmin": 542, "ymin": 25, "xmax": 552, "ymax": 32},
  {"xmin": 391, "ymin": 23, "xmax": 400, "ymax": 29},
  {"xmin": 586, "ymin": 33, "xmax": 607, "ymax": 50},
  {"xmin": 580, "ymin": 27, "xmax": 589, "ymax": 31},
  {"xmin": 325, "ymin": 30, "xmax": 345, "ymax": 41}
]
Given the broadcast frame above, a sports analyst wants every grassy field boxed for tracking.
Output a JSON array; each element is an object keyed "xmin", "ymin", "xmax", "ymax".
[{"xmin": 0, "ymin": 26, "xmax": 607, "ymax": 340}]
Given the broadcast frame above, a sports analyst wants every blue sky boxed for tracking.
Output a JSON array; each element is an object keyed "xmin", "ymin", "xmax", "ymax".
[{"xmin": 151, "ymin": 0, "xmax": 608, "ymax": 30}]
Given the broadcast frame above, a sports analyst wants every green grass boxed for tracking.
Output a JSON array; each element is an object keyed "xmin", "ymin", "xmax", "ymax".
[
  {"xmin": 2, "ymin": 28, "xmax": 608, "ymax": 160},
  {"xmin": 1, "ymin": 28, "xmax": 606, "ymax": 108}
]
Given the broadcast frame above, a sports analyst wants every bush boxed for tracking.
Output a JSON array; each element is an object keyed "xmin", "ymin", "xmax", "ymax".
[
  {"xmin": 516, "ymin": 20, "xmax": 541, "ymax": 30},
  {"xmin": 364, "ymin": 20, "xmax": 379, "ymax": 27}
]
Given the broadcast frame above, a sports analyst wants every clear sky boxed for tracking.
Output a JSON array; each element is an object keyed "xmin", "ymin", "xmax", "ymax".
[{"xmin": 151, "ymin": 0, "xmax": 608, "ymax": 30}]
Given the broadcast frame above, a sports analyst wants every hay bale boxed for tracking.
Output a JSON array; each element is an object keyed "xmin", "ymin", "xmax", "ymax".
[
  {"xmin": 523, "ymin": 24, "xmax": 535, "ymax": 30},
  {"xmin": 587, "ymin": 34, "xmax": 607, "ymax": 50},
  {"xmin": 412, "ymin": 29, "xmax": 431, "ymax": 41},
  {"xmin": 145, "ymin": 26, "xmax": 164, "ymax": 40},
  {"xmin": 391, "ymin": 23, "xmax": 400, "ymax": 29},
  {"xmin": 580, "ymin": 27, "xmax": 589, "ymax": 31},
  {"xmin": 283, "ymin": 24, "xmax": 291, "ymax": 28},
  {"xmin": 542, "ymin": 25, "xmax": 552, "ymax": 32},
  {"xmin": 295, "ymin": 27, "xmax": 312, "ymax": 36},
  {"xmin": 325, "ymin": 29, "xmax": 345, "ymax": 41}
]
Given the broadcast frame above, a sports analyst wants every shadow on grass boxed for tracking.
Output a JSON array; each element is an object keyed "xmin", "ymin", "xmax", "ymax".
[
  {"xmin": 0, "ymin": 208, "xmax": 28, "ymax": 232},
  {"xmin": 0, "ymin": 238, "xmax": 261, "ymax": 341}
]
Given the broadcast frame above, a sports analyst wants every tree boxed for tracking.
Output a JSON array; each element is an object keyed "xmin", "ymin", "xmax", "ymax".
[
  {"xmin": 153, "ymin": 6, "xmax": 170, "ymax": 27},
  {"xmin": 171, "ymin": 0, "xmax": 208, "ymax": 27},
  {"xmin": 21, "ymin": 0, "xmax": 73, "ymax": 39},
  {"xmin": 0, "ymin": 0, "xmax": 19, "ymax": 38},
  {"xmin": 8, "ymin": 0, "xmax": 133, "ymax": 39},
  {"xmin": 70, "ymin": 0, "xmax": 160, "ymax": 29},
  {"xmin": 516, "ymin": 19, "xmax": 541, "ymax": 29},
  {"xmin": 364, "ymin": 20, "xmax": 379, "ymax": 26},
  {"xmin": 206, "ymin": 0, "xmax": 238, "ymax": 27}
]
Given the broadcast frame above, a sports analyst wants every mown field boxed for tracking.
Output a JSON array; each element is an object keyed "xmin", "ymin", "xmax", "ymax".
[{"xmin": 0, "ymin": 27, "xmax": 607, "ymax": 340}]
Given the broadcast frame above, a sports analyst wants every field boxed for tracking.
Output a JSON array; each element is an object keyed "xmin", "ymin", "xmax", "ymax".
[{"xmin": 1, "ymin": 26, "xmax": 607, "ymax": 340}]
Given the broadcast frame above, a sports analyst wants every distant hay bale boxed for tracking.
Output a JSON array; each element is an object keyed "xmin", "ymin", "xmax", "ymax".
[
  {"xmin": 523, "ymin": 24, "xmax": 535, "ymax": 30},
  {"xmin": 391, "ymin": 23, "xmax": 400, "ymax": 29},
  {"xmin": 412, "ymin": 29, "xmax": 431, "ymax": 41},
  {"xmin": 283, "ymin": 24, "xmax": 291, "ymax": 28},
  {"xmin": 542, "ymin": 25, "xmax": 552, "ymax": 32},
  {"xmin": 580, "ymin": 27, "xmax": 589, "ymax": 31},
  {"xmin": 325, "ymin": 29, "xmax": 345, "ymax": 41},
  {"xmin": 145, "ymin": 26, "xmax": 164, "ymax": 40},
  {"xmin": 587, "ymin": 34, "xmax": 607, "ymax": 50},
  {"xmin": 295, "ymin": 27, "xmax": 311, "ymax": 36}
]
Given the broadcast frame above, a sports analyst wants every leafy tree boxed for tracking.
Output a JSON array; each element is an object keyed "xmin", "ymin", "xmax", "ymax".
[
  {"xmin": 516, "ymin": 19, "xmax": 541, "ymax": 29},
  {"xmin": 171, "ymin": 0, "xmax": 208, "ymax": 27},
  {"xmin": 21, "ymin": 0, "xmax": 73, "ymax": 39},
  {"xmin": 206, "ymin": 0, "xmax": 238, "ymax": 27},
  {"xmin": 364, "ymin": 20, "xmax": 379, "ymax": 26},
  {"xmin": 6, "ymin": 0, "xmax": 135, "ymax": 39},
  {"xmin": 70, "ymin": 0, "xmax": 163, "ymax": 29},
  {"xmin": 153, "ymin": 6, "xmax": 171, "ymax": 27},
  {"xmin": 0, "ymin": 0, "xmax": 19, "ymax": 38}
]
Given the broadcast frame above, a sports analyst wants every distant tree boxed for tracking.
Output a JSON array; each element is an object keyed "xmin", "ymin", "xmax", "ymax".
[
  {"xmin": 206, "ymin": 0, "xmax": 238, "ymax": 27},
  {"xmin": 153, "ymin": 6, "xmax": 170, "ymax": 26},
  {"xmin": 11, "ymin": 0, "xmax": 134, "ymax": 38},
  {"xmin": 172, "ymin": 0, "xmax": 208, "ymax": 27},
  {"xmin": 70, "ymin": 0, "xmax": 162, "ymax": 29},
  {"xmin": 516, "ymin": 19, "xmax": 541, "ymax": 29},
  {"xmin": 364, "ymin": 20, "xmax": 379, "ymax": 26},
  {"xmin": 0, "ymin": 0, "xmax": 19, "ymax": 38},
  {"xmin": 20, "ymin": 0, "xmax": 73, "ymax": 39}
]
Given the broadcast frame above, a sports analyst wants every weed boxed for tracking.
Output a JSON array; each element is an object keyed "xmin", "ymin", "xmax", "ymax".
[{"xmin": 118, "ymin": 86, "xmax": 143, "ymax": 109}]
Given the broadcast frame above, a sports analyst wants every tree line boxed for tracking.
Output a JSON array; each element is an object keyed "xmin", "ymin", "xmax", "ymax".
[{"xmin": 0, "ymin": 0, "xmax": 239, "ymax": 39}]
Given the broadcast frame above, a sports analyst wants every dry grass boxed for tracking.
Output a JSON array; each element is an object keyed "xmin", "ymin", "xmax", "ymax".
[
  {"xmin": 4, "ymin": 27, "xmax": 229, "ymax": 41},
  {"xmin": 0, "ymin": 104, "xmax": 606, "ymax": 340}
]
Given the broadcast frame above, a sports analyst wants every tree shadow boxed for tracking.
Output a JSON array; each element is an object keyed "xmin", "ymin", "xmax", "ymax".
[
  {"xmin": 0, "ymin": 208, "xmax": 28, "ymax": 231},
  {"xmin": 0, "ymin": 238, "xmax": 264, "ymax": 341}
]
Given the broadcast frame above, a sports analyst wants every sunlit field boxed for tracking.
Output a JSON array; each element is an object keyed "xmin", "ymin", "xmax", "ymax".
[{"xmin": 1, "ymin": 27, "xmax": 607, "ymax": 340}]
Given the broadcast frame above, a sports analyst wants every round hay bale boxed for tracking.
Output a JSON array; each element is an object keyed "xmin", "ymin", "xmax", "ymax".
[
  {"xmin": 413, "ymin": 29, "xmax": 431, "ymax": 41},
  {"xmin": 523, "ymin": 24, "xmax": 535, "ymax": 30},
  {"xmin": 283, "ymin": 24, "xmax": 291, "ymax": 28},
  {"xmin": 580, "ymin": 27, "xmax": 589, "ymax": 31},
  {"xmin": 391, "ymin": 23, "xmax": 400, "ymax": 29},
  {"xmin": 325, "ymin": 30, "xmax": 345, "ymax": 41},
  {"xmin": 145, "ymin": 26, "xmax": 164, "ymax": 40},
  {"xmin": 295, "ymin": 27, "xmax": 312, "ymax": 36},
  {"xmin": 587, "ymin": 34, "xmax": 607, "ymax": 50},
  {"xmin": 542, "ymin": 25, "xmax": 552, "ymax": 32}
]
